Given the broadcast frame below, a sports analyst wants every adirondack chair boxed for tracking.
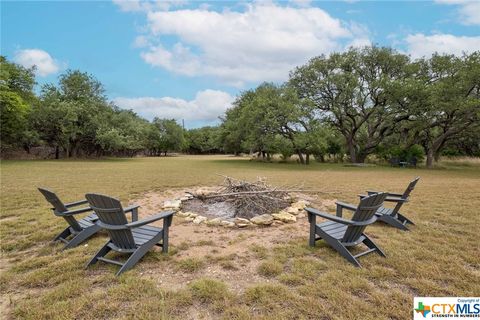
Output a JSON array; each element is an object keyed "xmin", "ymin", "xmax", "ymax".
[
  {"xmin": 389, "ymin": 157, "xmax": 400, "ymax": 167},
  {"xmin": 360, "ymin": 177, "xmax": 420, "ymax": 231},
  {"xmin": 85, "ymin": 193, "xmax": 174, "ymax": 276},
  {"xmin": 305, "ymin": 193, "xmax": 387, "ymax": 267},
  {"xmin": 38, "ymin": 187, "xmax": 101, "ymax": 249}
]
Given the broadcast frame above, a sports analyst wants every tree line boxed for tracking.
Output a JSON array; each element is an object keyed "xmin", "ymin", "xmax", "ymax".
[
  {"xmin": 1, "ymin": 56, "xmax": 188, "ymax": 159},
  {"xmin": 1, "ymin": 46, "xmax": 479, "ymax": 168},
  {"xmin": 221, "ymin": 47, "xmax": 480, "ymax": 167}
]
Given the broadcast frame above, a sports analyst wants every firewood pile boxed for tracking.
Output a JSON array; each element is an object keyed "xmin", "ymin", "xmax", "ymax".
[{"xmin": 188, "ymin": 176, "xmax": 294, "ymax": 219}]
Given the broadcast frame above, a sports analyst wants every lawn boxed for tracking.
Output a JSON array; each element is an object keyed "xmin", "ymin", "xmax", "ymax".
[{"xmin": 1, "ymin": 155, "xmax": 479, "ymax": 319}]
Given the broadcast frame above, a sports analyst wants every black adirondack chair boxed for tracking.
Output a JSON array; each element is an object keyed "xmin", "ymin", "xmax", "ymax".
[
  {"xmin": 360, "ymin": 177, "xmax": 420, "ymax": 231},
  {"xmin": 305, "ymin": 193, "xmax": 387, "ymax": 267},
  {"xmin": 389, "ymin": 157, "xmax": 400, "ymax": 167},
  {"xmin": 85, "ymin": 193, "xmax": 174, "ymax": 276},
  {"xmin": 38, "ymin": 188, "xmax": 101, "ymax": 249}
]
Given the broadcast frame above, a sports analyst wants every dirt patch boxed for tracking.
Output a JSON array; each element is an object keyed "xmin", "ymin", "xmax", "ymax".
[
  {"xmin": 129, "ymin": 189, "xmax": 337, "ymax": 292},
  {"xmin": 139, "ymin": 220, "xmax": 312, "ymax": 292}
]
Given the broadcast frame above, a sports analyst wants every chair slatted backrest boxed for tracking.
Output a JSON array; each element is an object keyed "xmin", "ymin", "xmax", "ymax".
[
  {"xmin": 342, "ymin": 193, "xmax": 387, "ymax": 243},
  {"xmin": 85, "ymin": 193, "xmax": 136, "ymax": 250},
  {"xmin": 38, "ymin": 188, "xmax": 82, "ymax": 231},
  {"xmin": 393, "ymin": 177, "xmax": 420, "ymax": 213}
]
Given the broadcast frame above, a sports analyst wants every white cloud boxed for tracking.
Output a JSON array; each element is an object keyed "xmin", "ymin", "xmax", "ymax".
[
  {"xmin": 435, "ymin": 0, "xmax": 480, "ymax": 25},
  {"xmin": 13, "ymin": 49, "xmax": 61, "ymax": 77},
  {"xmin": 405, "ymin": 33, "xmax": 480, "ymax": 58},
  {"xmin": 132, "ymin": 35, "xmax": 150, "ymax": 48},
  {"xmin": 135, "ymin": 2, "xmax": 369, "ymax": 86},
  {"xmin": 113, "ymin": 89, "xmax": 234, "ymax": 123}
]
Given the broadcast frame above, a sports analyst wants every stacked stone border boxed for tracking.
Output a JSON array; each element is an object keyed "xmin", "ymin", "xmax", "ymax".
[{"xmin": 163, "ymin": 195, "xmax": 310, "ymax": 228}]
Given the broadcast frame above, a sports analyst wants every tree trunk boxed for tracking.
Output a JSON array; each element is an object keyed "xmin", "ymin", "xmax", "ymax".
[
  {"xmin": 356, "ymin": 152, "xmax": 367, "ymax": 164},
  {"xmin": 297, "ymin": 151, "xmax": 305, "ymax": 164},
  {"xmin": 305, "ymin": 153, "xmax": 310, "ymax": 165},
  {"xmin": 55, "ymin": 146, "xmax": 60, "ymax": 159},
  {"xmin": 346, "ymin": 138, "xmax": 357, "ymax": 163},
  {"xmin": 72, "ymin": 144, "xmax": 79, "ymax": 158},
  {"xmin": 426, "ymin": 148, "xmax": 434, "ymax": 168}
]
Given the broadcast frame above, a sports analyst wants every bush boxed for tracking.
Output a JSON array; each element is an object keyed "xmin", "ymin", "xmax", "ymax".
[{"xmin": 381, "ymin": 144, "xmax": 424, "ymax": 163}]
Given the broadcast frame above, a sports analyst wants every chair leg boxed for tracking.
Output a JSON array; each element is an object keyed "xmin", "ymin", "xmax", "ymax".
[
  {"xmin": 162, "ymin": 228, "xmax": 169, "ymax": 253},
  {"xmin": 327, "ymin": 239, "xmax": 361, "ymax": 267},
  {"xmin": 116, "ymin": 233, "xmax": 163, "ymax": 276},
  {"xmin": 131, "ymin": 208, "xmax": 138, "ymax": 222},
  {"xmin": 53, "ymin": 227, "xmax": 72, "ymax": 242},
  {"xmin": 397, "ymin": 212, "xmax": 415, "ymax": 225},
  {"xmin": 63, "ymin": 225, "xmax": 101, "ymax": 250},
  {"xmin": 378, "ymin": 214, "xmax": 409, "ymax": 231},
  {"xmin": 317, "ymin": 228, "xmax": 361, "ymax": 267},
  {"xmin": 86, "ymin": 241, "xmax": 111, "ymax": 268},
  {"xmin": 363, "ymin": 234, "xmax": 386, "ymax": 257},
  {"xmin": 308, "ymin": 218, "xmax": 317, "ymax": 247}
]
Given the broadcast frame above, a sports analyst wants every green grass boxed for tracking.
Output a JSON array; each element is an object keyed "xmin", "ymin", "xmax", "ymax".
[
  {"xmin": 1, "ymin": 155, "xmax": 480, "ymax": 319},
  {"xmin": 188, "ymin": 278, "xmax": 229, "ymax": 303},
  {"xmin": 257, "ymin": 260, "xmax": 283, "ymax": 278},
  {"xmin": 176, "ymin": 257, "xmax": 206, "ymax": 273}
]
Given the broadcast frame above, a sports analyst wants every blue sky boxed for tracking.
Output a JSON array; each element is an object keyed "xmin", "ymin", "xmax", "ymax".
[{"xmin": 2, "ymin": 0, "xmax": 479, "ymax": 128}]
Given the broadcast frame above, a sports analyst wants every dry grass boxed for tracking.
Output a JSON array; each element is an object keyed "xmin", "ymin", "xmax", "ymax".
[
  {"xmin": 1, "ymin": 155, "xmax": 480, "ymax": 319},
  {"xmin": 438, "ymin": 156, "xmax": 480, "ymax": 167}
]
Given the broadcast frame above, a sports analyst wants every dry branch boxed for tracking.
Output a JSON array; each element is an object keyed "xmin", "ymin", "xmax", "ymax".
[{"xmin": 187, "ymin": 175, "xmax": 314, "ymax": 219}]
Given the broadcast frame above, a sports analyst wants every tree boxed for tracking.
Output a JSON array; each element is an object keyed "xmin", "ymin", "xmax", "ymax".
[
  {"xmin": 412, "ymin": 53, "xmax": 480, "ymax": 167},
  {"xmin": 96, "ymin": 109, "xmax": 151, "ymax": 156},
  {"xmin": 0, "ymin": 56, "xmax": 38, "ymax": 150},
  {"xmin": 289, "ymin": 46, "xmax": 412, "ymax": 163},
  {"xmin": 32, "ymin": 70, "xmax": 112, "ymax": 158},
  {"xmin": 186, "ymin": 126, "xmax": 222, "ymax": 154},
  {"xmin": 221, "ymin": 83, "xmax": 308, "ymax": 162},
  {"xmin": 151, "ymin": 118, "xmax": 186, "ymax": 155}
]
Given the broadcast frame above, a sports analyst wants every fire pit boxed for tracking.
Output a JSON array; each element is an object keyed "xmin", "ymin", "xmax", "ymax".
[{"xmin": 170, "ymin": 176, "xmax": 312, "ymax": 228}]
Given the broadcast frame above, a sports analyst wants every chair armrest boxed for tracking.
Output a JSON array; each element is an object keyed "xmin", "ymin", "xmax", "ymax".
[
  {"xmin": 124, "ymin": 204, "xmax": 140, "ymax": 221},
  {"xmin": 306, "ymin": 207, "xmax": 377, "ymax": 226},
  {"xmin": 384, "ymin": 196, "xmax": 408, "ymax": 203},
  {"xmin": 65, "ymin": 199, "xmax": 89, "ymax": 208},
  {"xmin": 126, "ymin": 211, "xmax": 174, "ymax": 229},
  {"xmin": 336, "ymin": 201, "xmax": 357, "ymax": 211},
  {"xmin": 124, "ymin": 204, "xmax": 140, "ymax": 213},
  {"xmin": 305, "ymin": 207, "xmax": 354, "ymax": 225},
  {"xmin": 56, "ymin": 207, "xmax": 92, "ymax": 216},
  {"xmin": 367, "ymin": 190, "xmax": 403, "ymax": 197},
  {"xmin": 335, "ymin": 201, "xmax": 357, "ymax": 217}
]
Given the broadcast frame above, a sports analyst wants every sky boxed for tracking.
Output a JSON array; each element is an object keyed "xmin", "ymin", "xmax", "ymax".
[{"xmin": 2, "ymin": 0, "xmax": 479, "ymax": 128}]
